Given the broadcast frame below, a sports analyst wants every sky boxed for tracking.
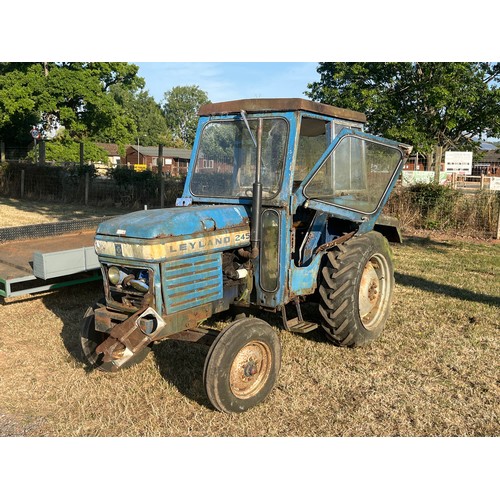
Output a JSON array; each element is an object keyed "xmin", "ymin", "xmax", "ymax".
[{"xmin": 133, "ymin": 62, "xmax": 320, "ymax": 104}]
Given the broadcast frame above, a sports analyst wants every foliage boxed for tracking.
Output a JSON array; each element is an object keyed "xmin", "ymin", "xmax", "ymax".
[
  {"xmin": 163, "ymin": 85, "xmax": 211, "ymax": 146},
  {"xmin": 407, "ymin": 183, "xmax": 461, "ymax": 229},
  {"xmin": 198, "ymin": 121, "xmax": 239, "ymax": 159},
  {"xmin": 306, "ymin": 62, "xmax": 500, "ymax": 155},
  {"xmin": 106, "ymin": 86, "xmax": 171, "ymax": 146},
  {"xmin": 107, "ymin": 167, "xmax": 185, "ymax": 207},
  {"xmin": 0, "ymin": 62, "xmax": 143, "ymax": 145},
  {"xmin": 108, "ymin": 166, "xmax": 155, "ymax": 186},
  {"xmin": 26, "ymin": 135, "xmax": 109, "ymax": 164},
  {"xmin": 0, "ymin": 63, "xmax": 211, "ymax": 159}
]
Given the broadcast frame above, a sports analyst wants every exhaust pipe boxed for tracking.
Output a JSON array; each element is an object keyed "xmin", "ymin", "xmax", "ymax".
[{"xmin": 239, "ymin": 117, "xmax": 263, "ymax": 260}]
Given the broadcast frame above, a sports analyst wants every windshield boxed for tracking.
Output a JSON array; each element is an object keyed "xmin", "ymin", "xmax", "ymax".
[{"xmin": 190, "ymin": 118, "xmax": 288, "ymax": 199}]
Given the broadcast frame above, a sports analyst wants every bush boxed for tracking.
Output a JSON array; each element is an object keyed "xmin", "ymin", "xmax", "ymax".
[
  {"xmin": 385, "ymin": 183, "xmax": 500, "ymax": 236},
  {"xmin": 25, "ymin": 138, "xmax": 109, "ymax": 165},
  {"xmin": 106, "ymin": 167, "xmax": 186, "ymax": 207},
  {"xmin": 408, "ymin": 183, "xmax": 462, "ymax": 229}
]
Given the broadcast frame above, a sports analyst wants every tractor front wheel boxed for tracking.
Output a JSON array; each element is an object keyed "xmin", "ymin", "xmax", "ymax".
[{"xmin": 203, "ymin": 318, "xmax": 281, "ymax": 413}]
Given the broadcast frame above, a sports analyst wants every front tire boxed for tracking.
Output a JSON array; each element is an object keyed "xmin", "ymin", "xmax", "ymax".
[
  {"xmin": 319, "ymin": 231, "xmax": 394, "ymax": 347},
  {"xmin": 203, "ymin": 318, "xmax": 281, "ymax": 413}
]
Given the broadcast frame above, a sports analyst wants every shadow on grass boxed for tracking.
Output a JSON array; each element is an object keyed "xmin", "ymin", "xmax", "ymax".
[
  {"xmin": 40, "ymin": 280, "xmax": 214, "ymax": 407},
  {"xmin": 402, "ymin": 235, "xmax": 455, "ymax": 252},
  {"xmin": 151, "ymin": 340, "xmax": 212, "ymax": 409},
  {"xmin": 395, "ymin": 271, "xmax": 500, "ymax": 307},
  {"xmin": 40, "ymin": 282, "xmax": 101, "ymax": 370}
]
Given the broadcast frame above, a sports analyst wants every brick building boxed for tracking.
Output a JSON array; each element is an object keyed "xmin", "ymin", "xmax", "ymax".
[
  {"xmin": 125, "ymin": 146, "xmax": 191, "ymax": 176},
  {"xmin": 472, "ymin": 149, "xmax": 500, "ymax": 176}
]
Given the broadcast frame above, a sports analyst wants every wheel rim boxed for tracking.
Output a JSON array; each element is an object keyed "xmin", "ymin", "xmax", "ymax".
[
  {"xmin": 358, "ymin": 254, "xmax": 390, "ymax": 329},
  {"xmin": 229, "ymin": 340, "xmax": 272, "ymax": 399}
]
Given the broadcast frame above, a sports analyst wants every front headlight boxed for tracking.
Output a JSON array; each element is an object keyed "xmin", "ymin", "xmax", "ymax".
[
  {"xmin": 107, "ymin": 266, "xmax": 150, "ymax": 293},
  {"xmin": 108, "ymin": 266, "xmax": 126, "ymax": 285},
  {"xmin": 129, "ymin": 279, "xmax": 149, "ymax": 293}
]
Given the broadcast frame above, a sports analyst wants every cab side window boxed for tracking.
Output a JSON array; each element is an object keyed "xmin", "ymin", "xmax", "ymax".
[{"xmin": 294, "ymin": 117, "xmax": 329, "ymax": 187}]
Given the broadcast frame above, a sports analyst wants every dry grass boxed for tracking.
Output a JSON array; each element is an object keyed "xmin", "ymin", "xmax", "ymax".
[
  {"xmin": 0, "ymin": 197, "xmax": 127, "ymax": 227},
  {"xmin": 0, "ymin": 202, "xmax": 498, "ymax": 437}
]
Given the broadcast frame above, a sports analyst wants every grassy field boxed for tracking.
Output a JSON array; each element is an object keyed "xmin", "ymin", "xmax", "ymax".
[
  {"xmin": 0, "ymin": 200, "xmax": 498, "ymax": 437},
  {"xmin": 0, "ymin": 197, "xmax": 127, "ymax": 227}
]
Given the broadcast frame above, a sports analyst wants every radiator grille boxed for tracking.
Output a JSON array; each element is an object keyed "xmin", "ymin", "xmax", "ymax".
[{"xmin": 163, "ymin": 253, "xmax": 222, "ymax": 314}]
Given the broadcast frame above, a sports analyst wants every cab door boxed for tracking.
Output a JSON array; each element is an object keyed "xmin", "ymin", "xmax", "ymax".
[{"xmin": 293, "ymin": 128, "xmax": 411, "ymax": 222}]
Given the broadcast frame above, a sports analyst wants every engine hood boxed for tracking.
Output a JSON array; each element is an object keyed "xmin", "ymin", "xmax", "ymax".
[{"xmin": 96, "ymin": 204, "xmax": 249, "ymax": 240}]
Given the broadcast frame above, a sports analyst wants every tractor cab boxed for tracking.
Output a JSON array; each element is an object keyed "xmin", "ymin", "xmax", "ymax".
[
  {"xmin": 185, "ymin": 98, "xmax": 369, "ymax": 208},
  {"xmin": 182, "ymin": 98, "xmax": 409, "ymax": 309}
]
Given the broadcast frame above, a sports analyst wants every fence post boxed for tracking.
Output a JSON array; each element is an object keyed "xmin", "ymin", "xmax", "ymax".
[
  {"xmin": 158, "ymin": 144, "xmax": 164, "ymax": 208},
  {"xmin": 480, "ymin": 173, "xmax": 484, "ymax": 190},
  {"xmin": 39, "ymin": 140, "xmax": 46, "ymax": 165},
  {"xmin": 0, "ymin": 141, "xmax": 5, "ymax": 162},
  {"xmin": 160, "ymin": 173, "xmax": 165, "ymax": 208},
  {"xmin": 20, "ymin": 169, "xmax": 25, "ymax": 198},
  {"xmin": 496, "ymin": 203, "xmax": 500, "ymax": 240},
  {"xmin": 85, "ymin": 172, "xmax": 89, "ymax": 206},
  {"xmin": 80, "ymin": 142, "xmax": 84, "ymax": 168}
]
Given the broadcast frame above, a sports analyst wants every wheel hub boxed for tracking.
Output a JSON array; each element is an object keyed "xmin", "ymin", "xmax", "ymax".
[
  {"xmin": 359, "ymin": 262, "xmax": 380, "ymax": 315},
  {"xmin": 229, "ymin": 341, "xmax": 272, "ymax": 399},
  {"xmin": 358, "ymin": 255, "xmax": 389, "ymax": 329},
  {"xmin": 243, "ymin": 360, "xmax": 258, "ymax": 377}
]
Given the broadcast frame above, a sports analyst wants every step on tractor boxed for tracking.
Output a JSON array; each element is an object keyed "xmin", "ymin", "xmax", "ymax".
[{"xmin": 81, "ymin": 98, "xmax": 412, "ymax": 413}]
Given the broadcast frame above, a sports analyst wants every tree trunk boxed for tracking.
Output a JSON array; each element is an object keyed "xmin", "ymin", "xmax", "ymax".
[
  {"xmin": 427, "ymin": 150, "xmax": 434, "ymax": 173},
  {"xmin": 433, "ymin": 145, "xmax": 443, "ymax": 184},
  {"xmin": 80, "ymin": 142, "xmax": 84, "ymax": 167},
  {"xmin": 39, "ymin": 141, "xmax": 46, "ymax": 165}
]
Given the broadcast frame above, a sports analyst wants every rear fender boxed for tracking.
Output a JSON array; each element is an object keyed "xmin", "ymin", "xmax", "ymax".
[{"xmin": 374, "ymin": 215, "xmax": 402, "ymax": 243}]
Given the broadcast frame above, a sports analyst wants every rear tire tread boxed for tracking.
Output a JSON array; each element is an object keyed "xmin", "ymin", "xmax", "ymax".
[{"xmin": 318, "ymin": 231, "xmax": 394, "ymax": 348}]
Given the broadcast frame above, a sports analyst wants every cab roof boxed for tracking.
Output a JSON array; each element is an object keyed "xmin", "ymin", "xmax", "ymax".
[{"xmin": 198, "ymin": 98, "xmax": 367, "ymax": 124}]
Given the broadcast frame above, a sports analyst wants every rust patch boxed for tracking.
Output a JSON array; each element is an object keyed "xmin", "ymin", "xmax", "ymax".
[
  {"xmin": 95, "ymin": 307, "xmax": 150, "ymax": 363},
  {"xmin": 199, "ymin": 98, "xmax": 367, "ymax": 124},
  {"xmin": 167, "ymin": 327, "xmax": 219, "ymax": 346},
  {"xmin": 314, "ymin": 231, "xmax": 356, "ymax": 256}
]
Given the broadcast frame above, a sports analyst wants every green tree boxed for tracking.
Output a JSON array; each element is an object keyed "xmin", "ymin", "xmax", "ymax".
[
  {"xmin": 27, "ymin": 134, "xmax": 109, "ymax": 164},
  {"xmin": 107, "ymin": 86, "xmax": 172, "ymax": 146},
  {"xmin": 306, "ymin": 62, "xmax": 500, "ymax": 169},
  {"xmin": 163, "ymin": 85, "xmax": 210, "ymax": 146},
  {"xmin": 0, "ymin": 62, "xmax": 143, "ymax": 145}
]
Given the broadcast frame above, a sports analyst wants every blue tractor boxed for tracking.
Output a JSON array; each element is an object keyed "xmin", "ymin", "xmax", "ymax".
[{"xmin": 81, "ymin": 98, "xmax": 412, "ymax": 413}]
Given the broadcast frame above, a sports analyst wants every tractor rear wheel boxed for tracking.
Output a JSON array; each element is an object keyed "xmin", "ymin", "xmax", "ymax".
[
  {"xmin": 203, "ymin": 317, "xmax": 281, "ymax": 413},
  {"xmin": 80, "ymin": 300, "xmax": 151, "ymax": 372},
  {"xmin": 318, "ymin": 231, "xmax": 394, "ymax": 347}
]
